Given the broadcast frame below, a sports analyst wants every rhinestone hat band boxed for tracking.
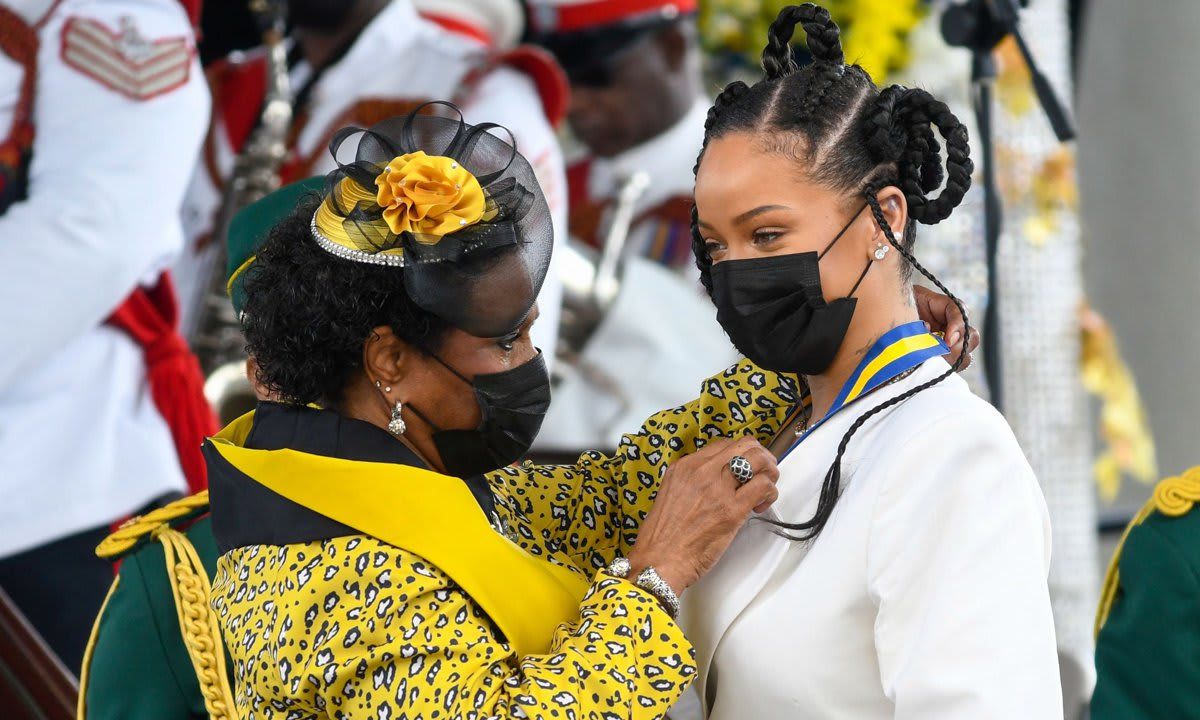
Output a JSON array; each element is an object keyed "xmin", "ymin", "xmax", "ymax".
[{"xmin": 309, "ymin": 217, "xmax": 406, "ymax": 268}]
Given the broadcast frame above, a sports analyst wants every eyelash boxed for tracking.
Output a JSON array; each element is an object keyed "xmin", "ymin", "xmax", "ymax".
[{"xmin": 752, "ymin": 229, "xmax": 783, "ymax": 245}]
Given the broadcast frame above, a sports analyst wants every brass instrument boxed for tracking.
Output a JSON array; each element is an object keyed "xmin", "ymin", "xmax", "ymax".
[
  {"xmin": 556, "ymin": 171, "xmax": 650, "ymax": 360},
  {"xmin": 193, "ymin": 0, "xmax": 291, "ymax": 422}
]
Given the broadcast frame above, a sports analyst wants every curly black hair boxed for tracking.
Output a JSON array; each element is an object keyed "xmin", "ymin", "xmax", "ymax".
[
  {"xmin": 240, "ymin": 194, "xmax": 450, "ymax": 407},
  {"xmin": 690, "ymin": 4, "xmax": 974, "ymax": 543}
]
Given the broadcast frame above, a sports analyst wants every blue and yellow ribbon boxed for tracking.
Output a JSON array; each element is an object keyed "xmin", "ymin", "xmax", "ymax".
[{"xmin": 781, "ymin": 321, "xmax": 949, "ymax": 461}]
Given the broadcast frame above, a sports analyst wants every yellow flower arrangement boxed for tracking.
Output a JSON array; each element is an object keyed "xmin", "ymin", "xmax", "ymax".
[
  {"xmin": 374, "ymin": 151, "xmax": 486, "ymax": 240},
  {"xmin": 1080, "ymin": 304, "xmax": 1158, "ymax": 502},
  {"xmin": 698, "ymin": 0, "xmax": 925, "ymax": 83}
]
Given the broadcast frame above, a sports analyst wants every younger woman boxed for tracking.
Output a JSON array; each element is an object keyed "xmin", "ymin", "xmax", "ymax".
[{"xmin": 680, "ymin": 5, "xmax": 1061, "ymax": 717}]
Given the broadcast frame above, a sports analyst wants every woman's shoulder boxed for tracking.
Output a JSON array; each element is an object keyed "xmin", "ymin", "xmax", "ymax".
[
  {"xmin": 861, "ymin": 371, "xmax": 1040, "ymax": 506},
  {"xmin": 879, "ymin": 370, "xmax": 1019, "ymax": 452}
]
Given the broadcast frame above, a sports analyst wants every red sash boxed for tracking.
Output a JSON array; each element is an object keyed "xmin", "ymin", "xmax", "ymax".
[{"xmin": 106, "ymin": 274, "xmax": 216, "ymax": 494}]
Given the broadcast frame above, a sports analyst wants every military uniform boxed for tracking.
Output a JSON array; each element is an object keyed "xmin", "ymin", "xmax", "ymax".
[
  {"xmin": 0, "ymin": 0, "xmax": 211, "ymax": 669},
  {"xmin": 565, "ymin": 98, "xmax": 707, "ymax": 269},
  {"xmin": 1093, "ymin": 467, "xmax": 1200, "ymax": 719},
  {"xmin": 175, "ymin": 0, "xmax": 570, "ymax": 356},
  {"xmin": 80, "ymin": 499, "xmax": 228, "ymax": 720}
]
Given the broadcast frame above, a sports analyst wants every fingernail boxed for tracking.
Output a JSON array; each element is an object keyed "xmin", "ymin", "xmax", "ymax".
[{"xmin": 949, "ymin": 331, "xmax": 960, "ymax": 346}]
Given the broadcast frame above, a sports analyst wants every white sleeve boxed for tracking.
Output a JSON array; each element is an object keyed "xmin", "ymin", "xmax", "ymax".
[
  {"xmin": 866, "ymin": 409, "xmax": 1064, "ymax": 719},
  {"xmin": 461, "ymin": 68, "xmax": 565, "ymax": 368},
  {"xmin": 0, "ymin": 1, "xmax": 209, "ymax": 389}
]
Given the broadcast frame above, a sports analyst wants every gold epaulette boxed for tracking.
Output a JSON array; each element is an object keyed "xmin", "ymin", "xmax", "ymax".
[
  {"xmin": 94, "ymin": 490, "xmax": 211, "ymax": 560},
  {"xmin": 1095, "ymin": 467, "xmax": 1200, "ymax": 637}
]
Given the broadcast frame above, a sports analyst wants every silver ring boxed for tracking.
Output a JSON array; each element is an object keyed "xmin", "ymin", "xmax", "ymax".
[{"xmin": 729, "ymin": 455, "xmax": 754, "ymax": 485}]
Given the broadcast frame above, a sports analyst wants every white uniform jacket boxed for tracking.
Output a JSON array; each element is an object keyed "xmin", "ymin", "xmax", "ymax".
[
  {"xmin": 0, "ymin": 0, "xmax": 207, "ymax": 556},
  {"xmin": 680, "ymin": 357, "xmax": 1064, "ymax": 719}
]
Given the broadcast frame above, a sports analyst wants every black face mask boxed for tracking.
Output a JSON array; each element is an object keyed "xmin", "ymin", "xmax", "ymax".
[
  {"xmin": 410, "ymin": 351, "xmax": 551, "ymax": 478},
  {"xmin": 710, "ymin": 206, "xmax": 872, "ymax": 375}
]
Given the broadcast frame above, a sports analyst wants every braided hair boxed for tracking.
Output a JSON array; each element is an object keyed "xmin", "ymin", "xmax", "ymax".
[{"xmin": 691, "ymin": 4, "xmax": 975, "ymax": 542}]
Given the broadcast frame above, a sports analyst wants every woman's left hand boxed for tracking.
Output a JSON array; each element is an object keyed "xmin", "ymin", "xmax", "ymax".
[{"xmin": 913, "ymin": 285, "xmax": 979, "ymax": 370}]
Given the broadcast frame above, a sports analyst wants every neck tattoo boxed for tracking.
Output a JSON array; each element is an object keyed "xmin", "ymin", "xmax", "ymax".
[{"xmin": 792, "ymin": 365, "xmax": 919, "ymax": 437}]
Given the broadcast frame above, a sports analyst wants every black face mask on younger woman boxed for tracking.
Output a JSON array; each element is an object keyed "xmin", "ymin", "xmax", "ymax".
[
  {"xmin": 408, "ymin": 351, "xmax": 552, "ymax": 478},
  {"xmin": 710, "ymin": 205, "xmax": 873, "ymax": 375}
]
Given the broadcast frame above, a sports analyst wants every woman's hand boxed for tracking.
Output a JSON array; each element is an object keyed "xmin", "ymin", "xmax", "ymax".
[
  {"xmin": 628, "ymin": 436, "xmax": 780, "ymax": 594},
  {"xmin": 913, "ymin": 285, "xmax": 980, "ymax": 370}
]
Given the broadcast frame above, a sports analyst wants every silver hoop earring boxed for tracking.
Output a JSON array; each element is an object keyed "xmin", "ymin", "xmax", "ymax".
[
  {"xmin": 388, "ymin": 401, "xmax": 406, "ymax": 436},
  {"xmin": 874, "ymin": 242, "xmax": 891, "ymax": 261}
]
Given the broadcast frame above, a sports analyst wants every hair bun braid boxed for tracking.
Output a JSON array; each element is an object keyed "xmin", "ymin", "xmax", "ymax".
[
  {"xmin": 864, "ymin": 86, "xmax": 973, "ymax": 225},
  {"xmin": 761, "ymin": 3, "xmax": 844, "ymax": 80},
  {"xmin": 863, "ymin": 85, "xmax": 908, "ymax": 163}
]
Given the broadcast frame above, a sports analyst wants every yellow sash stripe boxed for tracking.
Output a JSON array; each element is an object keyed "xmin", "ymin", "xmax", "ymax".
[
  {"xmin": 844, "ymin": 333, "xmax": 941, "ymax": 404},
  {"xmin": 208, "ymin": 435, "xmax": 590, "ymax": 658}
]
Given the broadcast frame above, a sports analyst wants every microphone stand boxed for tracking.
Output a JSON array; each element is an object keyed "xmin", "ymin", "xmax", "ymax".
[{"xmin": 940, "ymin": 0, "xmax": 1076, "ymax": 413}]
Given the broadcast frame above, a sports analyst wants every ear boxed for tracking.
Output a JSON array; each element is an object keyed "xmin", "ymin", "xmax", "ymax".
[
  {"xmin": 871, "ymin": 186, "xmax": 908, "ymax": 246},
  {"xmin": 362, "ymin": 326, "xmax": 413, "ymax": 390}
]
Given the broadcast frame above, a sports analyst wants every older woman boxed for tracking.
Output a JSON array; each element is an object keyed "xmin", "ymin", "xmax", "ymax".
[
  {"xmin": 205, "ymin": 105, "xmax": 788, "ymax": 719},
  {"xmin": 680, "ymin": 5, "xmax": 1061, "ymax": 718}
]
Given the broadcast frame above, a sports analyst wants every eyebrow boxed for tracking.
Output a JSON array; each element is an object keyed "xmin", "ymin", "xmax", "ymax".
[{"xmin": 734, "ymin": 205, "xmax": 789, "ymax": 226}]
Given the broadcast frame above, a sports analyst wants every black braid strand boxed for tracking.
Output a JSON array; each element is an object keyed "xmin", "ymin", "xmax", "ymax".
[
  {"xmin": 864, "ymin": 188, "xmax": 970, "ymax": 375},
  {"xmin": 762, "ymin": 3, "xmax": 844, "ymax": 80},
  {"xmin": 863, "ymin": 85, "xmax": 906, "ymax": 163},
  {"xmin": 801, "ymin": 62, "xmax": 846, "ymax": 120}
]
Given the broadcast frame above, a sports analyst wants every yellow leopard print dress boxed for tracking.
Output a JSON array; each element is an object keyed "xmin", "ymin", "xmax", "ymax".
[{"xmin": 210, "ymin": 361, "xmax": 798, "ymax": 719}]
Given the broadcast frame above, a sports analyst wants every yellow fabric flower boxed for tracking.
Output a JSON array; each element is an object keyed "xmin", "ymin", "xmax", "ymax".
[{"xmin": 375, "ymin": 151, "xmax": 486, "ymax": 240}]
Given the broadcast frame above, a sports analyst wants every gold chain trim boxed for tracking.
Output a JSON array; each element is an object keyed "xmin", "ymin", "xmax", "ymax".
[
  {"xmin": 95, "ymin": 490, "xmax": 210, "ymax": 559},
  {"xmin": 158, "ymin": 527, "xmax": 234, "ymax": 720}
]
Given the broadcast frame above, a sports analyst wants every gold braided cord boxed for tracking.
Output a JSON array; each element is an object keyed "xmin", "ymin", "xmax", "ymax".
[
  {"xmin": 1153, "ymin": 467, "xmax": 1200, "ymax": 517},
  {"xmin": 77, "ymin": 577, "xmax": 120, "ymax": 720},
  {"xmin": 1094, "ymin": 497, "xmax": 1156, "ymax": 639},
  {"xmin": 158, "ymin": 527, "xmax": 234, "ymax": 720},
  {"xmin": 1095, "ymin": 466, "xmax": 1200, "ymax": 638},
  {"xmin": 95, "ymin": 490, "xmax": 210, "ymax": 559}
]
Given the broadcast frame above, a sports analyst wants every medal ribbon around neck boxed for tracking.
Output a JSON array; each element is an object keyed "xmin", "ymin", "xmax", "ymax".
[{"xmin": 780, "ymin": 320, "xmax": 950, "ymax": 462}]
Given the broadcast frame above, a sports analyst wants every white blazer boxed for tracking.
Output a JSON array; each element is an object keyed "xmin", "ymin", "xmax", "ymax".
[{"xmin": 679, "ymin": 357, "xmax": 1063, "ymax": 719}]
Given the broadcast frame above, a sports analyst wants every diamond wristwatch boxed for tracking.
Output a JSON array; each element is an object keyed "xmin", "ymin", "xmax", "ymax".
[{"xmin": 607, "ymin": 557, "xmax": 681, "ymax": 619}]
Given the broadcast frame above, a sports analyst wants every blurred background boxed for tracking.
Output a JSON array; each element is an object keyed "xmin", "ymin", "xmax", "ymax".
[{"xmin": 1, "ymin": 1, "xmax": 1193, "ymax": 718}]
